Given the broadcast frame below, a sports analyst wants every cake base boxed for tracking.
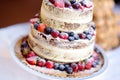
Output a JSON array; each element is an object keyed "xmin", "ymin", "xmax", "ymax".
[{"xmin": 11, "ymin": 36, "xmax": 108, "ymax": 80}]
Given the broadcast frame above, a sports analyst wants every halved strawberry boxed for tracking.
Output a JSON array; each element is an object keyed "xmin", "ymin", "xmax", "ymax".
[
  {"xmin": 37, "ymin": 59, "xmax": 46, "ymax": 67},
  {"xmin": 27, "ymin": 51, "xmax": 36, "ymax": 58},
  {"xmin": 54, "ymin": 0, "xmax": 65, "ymax": 8},
  {"xmin": 37, "ymin": 23, "xmax": 46, "ymax": 32},
  {"xmin": 85, "ymin": 61, "xmax": 92, "ymax": 70},
  {"xmin": 26, "ymin": 56, "xmax": 38, "ymax": 65},
  {"xmin": 78, "ymin": 62, "xmax": 85, "ymax": 71}
]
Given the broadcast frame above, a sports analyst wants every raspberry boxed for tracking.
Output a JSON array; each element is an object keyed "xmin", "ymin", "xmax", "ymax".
[
  {"xmin": 46, "ymin": 61, "xmax": 54, "ymax": 68},
  {"xmin": 37, "ymin": 59, "xmax": 46, "ymax": 67},
  {"xmin": 51, "ymin": 30, "xmax": 59, "ymax": 38}
]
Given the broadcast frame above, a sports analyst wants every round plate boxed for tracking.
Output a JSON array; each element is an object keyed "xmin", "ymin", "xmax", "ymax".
[{"xmin": 10, "ymin": 35, "xmax": 108, "ymax": 80}]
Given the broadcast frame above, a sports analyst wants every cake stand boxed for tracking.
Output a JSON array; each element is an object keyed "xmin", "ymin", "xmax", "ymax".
[{"xmin": 10, "ymin": 34, "xmax": 108, "ymax": 80}]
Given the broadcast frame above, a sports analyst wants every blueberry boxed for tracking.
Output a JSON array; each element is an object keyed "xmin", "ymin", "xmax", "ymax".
[
  {"xmin": 68, "ymin": 36, "xmax": 75, "ymax": 41},
  {"xmin": 44, "ymin": 27, "xmax": 52, "ymax": 34},
  {"xmin": 68, "ymin": 32, "xmax": 74, "ymax": 36},
  {"xmin": 92, "ymin": 62, "xmax": 97, "ymax": 67},
  {"xmin": 86, "ymin": 35, "xmax": 92, "ymax": 40},
  {"xmin": 70, "ymin": 0, "xmax": 76, "ymax": 4},
  {"xmin": 65, "ymin": 64, "xmax": 70, "ymax": 70},
  {"xmin": 74, "ymin": 34, "xmax": 79, "ymax": 40},
  {"xmin": 65, "ymin": 67, "xmax": 73, "ymax": 74},
  {"xmin": 21, "ymin": 41, "xmax": 28, "ymax": 48},
  {"xmin": 91, "ymin": 24, "xmax": 96, "ymax": 30},
  {"xmin": 54, "ymin": 63, "xmax": 59, "ymax": 70},
  {"xmin": 83, "ymin": 30, "xmax": 90, "ymax": 35},
  {"xmin": 94, "ymin": 48, "xmax": 100, "ymax": 53},
  {"xmin": 80, "ymin": 0, "xmax": 87, "ymax": 7},
  {"xmin": 34, "ymin": 23, "xmax": 38, "ymax": 29},
  {"xmin": 59, "ymin": 64, "xmax": 65, "ymax": 71}
]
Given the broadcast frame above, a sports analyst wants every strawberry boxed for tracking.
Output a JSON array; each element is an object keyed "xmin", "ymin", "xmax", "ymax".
[
  {"xmin": 26, "ymin": 56, "xmax": 38, "ymax": 65},
  {"xmin": 78, "ymin": 62, "xmax": 85, "ymax": 71},
  {"xmin": 37, "ymin": 23, "xmax": 46, "ymax": 32},
  {"xmin": 37, "ymin": 59, "xmax": 46, "ymax": 67},
  {"xmin": 54, "ymin": 0, "xmax": 65, "ymax": 8},
  {"xmin": 27, "ymin": 51, "xmax": 36, "ymax": 58},
  {"xmin": 51, "ymin": 30, "xmax": 60, "ymax": 38},
  {"xmin": 71, "ymin": 63, "xmax": 78, "ymax": 72},
  {"xmin": 85, "ymin": 61, "xmax": 92, "ymax": 70},
  {"xmin": 45, "ymin": 61, "xmax": 54, "ymax": 69},
  {"xmin": 59, "ymin": 32, "xmax": 69, "ymax": 39}
]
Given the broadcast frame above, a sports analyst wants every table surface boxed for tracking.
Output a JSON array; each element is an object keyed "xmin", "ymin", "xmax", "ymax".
[{"xmin": 0, "ymin": 23, "xmax": 120, "ymax": 80}]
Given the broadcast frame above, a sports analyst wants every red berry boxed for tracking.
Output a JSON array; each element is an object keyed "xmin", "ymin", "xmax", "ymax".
[
  {"xmin": 34, "ymin": 13, "xmax": 39, "ymax": 18},
  {"xmin": 46, "ymin": 61, "xmax": 54, "ymax": 68},
  {"xmin": 51, "ymin": 30, "xmax": 59, "ymax": 38},
  {"xmin": 59, "ymin": 32, "xmax": 69, "ymax": 39},
  {"xmin": 37, "ymin": 23, "xmax": 46, "ymax": 32},
  {"xmin": 78, "ymin": 62, "xmax": 85, "ymax": 71},
  {"xmin": 85, "ymin": 61, "xmax": 92, "ymax": 70},
  {"xmin": 71, "ymin": 63, "xmax": 78, "ymax": 72},
  {"xmin": 26, "ymin": 56, "xmax": 38, "ymax": 65},
  {"xmin": 79, "ymin": 33, "xmax": 86, "ymax": 39},
  {"xmin": 64, "ymin": 0, "xmax": 71, "ymax": 8},
  {"xmin": 37, "ymin": 59, "xmax": 46, "ymax": 67},
  {"xmin": 27, "ymin": 51, "xmax": 36, "ymax": 58},
  {"xmin": 85, "ymin": 4, "xmax": 92, "ymax": 8},
  {"xmin": 79, "ymin": 4, "xmax": 85, "ymax": 10},
  {"xmin": 49, "ymin": 0, "xmax": 55, "ymax": 4},
  {"xmin": 54, "ymin": 0, "xmax": 65, "ymax": 8}
]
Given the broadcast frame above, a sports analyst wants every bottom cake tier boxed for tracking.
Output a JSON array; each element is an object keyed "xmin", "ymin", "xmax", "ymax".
[{"xmin": 14, "ymin": 36, "xmax": 105, "ymax": 78}]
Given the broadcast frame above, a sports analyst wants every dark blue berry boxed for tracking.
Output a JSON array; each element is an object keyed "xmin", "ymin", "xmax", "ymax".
[
  {"xmin": 86, "ymin": 35, "xmax": 92, "ymax": 40},
  {"xmin": 34, "ymin": 23, "xmax": 38, "ymax": 29},
  {"xmin": 65, "ymin": 64, "xmax": 70, "ymax": 70},
  {"xmin": 94, "ymin": 48, "xmax": 100, "ymax": 53},
  {"xmin": 80, "ymin": 0, "xmax": 87, "ymax": 7},
  {"xmin": 74, "ymin": 34, "xmax": 79, "ymax": 40},
  {"xmin": 65, "ymin": 67, "xmax": 73, "ymax": 74},
  {"xmin": 70, "ymin": 0, "xmax": 76, "ymax": 4},
  {"xmin": 44, "ymin": 27, "xmax": 52, "ymax": 34},
  {"xmin": 68, "ymin": 36, "xmax": 75, "ymax": 41},
  {"xmin": 68, "ymin": 32, "xmax": 74, "ymax": 36},
  {"xmin": 72, "ymin": 3, "xmax": 80, "ymax": 9},
  {"xmin": 54, "ymin": 63, "xmax": 59, "ymax": 70},
  {"xmin": 21, "ymin": 41, "xmax": 28, "ymax": 48},
  {"xmin": 83, "ymin": 30, "xmax": 90, "ymax": 35},
  {"xmin": 92, "ymin": 62, "xmax": 97, "ymax": 67},
  {"xmin": 59, "ymin": 64, "xmax": 65, "ymax": 71}
]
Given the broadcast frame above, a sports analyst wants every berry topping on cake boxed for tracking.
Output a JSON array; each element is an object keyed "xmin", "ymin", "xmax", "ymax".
[
  {"xmin": 68, "ymin": 32, "xmax": 74, "ymax": 36},
  {"xmin": 37, "ymin": 59, "xmax": 46, "ymax": 67},
  {"xmin": 51, "ymin": 29, "xmax": 60, "ymax": 38},
  {"xmin": 79, "ymin": 33, "xmax": 86, "ymax": 39},
  {"xmin": 59, "ymin": 32, "xmax": 69, "ymax": 39},
  {"xmin": 26, "ymin": 56, "xmax": 38, "ymax": 65},
  {"xmin": 85, "ymin": 60, "xmax": 92, "ymax": 70},
  {"xmin": 64, "ymin": 0, "xmax": 71, "ymax": 8},
  {"xmin": 27, "ymin": 51, "xmax": 36, "ymax": 58},
  {"xmin": 65, "ymin": 67, "xmax": 73, "ymax": 74},
  {"xmin": 44, "ymin": 27, "xmax": 52, "ymax": 34},
  {"xmin": 68, "ymin": 36, "xmax": 75, "ymax": 41},
  {"xmin": 59, "ymin": 64, "xmax": 65, "ymax": 71},
  {"xmin": 54, "ymin": 0, "xmax": 65, "ymax": 8},
  {"xmin": 70, "ymin": 0, "xmax": 76, "ymax": 4},
  {"xmin": 78, "ymin": 62, "xmax": 85, "ymax": 71},
  {"xmin": 74, "ymin": 34, "xmax": 80, "ymax": 40},
  {"xmin": 54, "ymin": 63, "xmax": 60, "ymax": 69},
  {"xmin": 86, "ymin": 34, "xmax": 92, "ymax": 40},
  {"xmin": 46, "ymin": 61, "xmax": 54, "ymax": 68},
  {"xmin": 22, "ymin": 47, "xmax": 30, "ymax": 57},
  {"xmin": 72, "ymin": 3, "xmax": 80, "ymax": 9},
  {"xmin": 37, "ymin": 23, "xmax": 46, "ymax": 32},
  {"xmin": 49, "ymin": 0, "xmax": 55, "ymax": 4},
  {"xmin": 71, "ymin": 63, "xmax": 78, "ymax": 72}
]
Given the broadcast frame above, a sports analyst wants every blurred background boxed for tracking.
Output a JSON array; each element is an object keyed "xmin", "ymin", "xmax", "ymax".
[{"xmin": 0, "ymin": 0, "xmax": 120, "ymax": 51}]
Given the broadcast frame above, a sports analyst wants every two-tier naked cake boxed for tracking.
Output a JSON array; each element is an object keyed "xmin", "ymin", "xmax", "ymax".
[{"xmin": 15, "ymin": 0, "xmax": 104, "ymax": 78}]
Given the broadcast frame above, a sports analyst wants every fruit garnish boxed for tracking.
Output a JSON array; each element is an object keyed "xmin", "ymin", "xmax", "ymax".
[
  {"xmin": 37, "ymin": 59, "xmax": 46, "ymax": 67},
  {"xmin": 37, "ymin": 23, "xmax": 46, "ymax": 32},
  {"xmin": 59, "ymin": 32, "xmax": 69, "ymax": 39},
  {"xmin": 71, "ymin": 63, "xmax": 78, "ymax": 72},
  {"xmin": 51, "ymin": 29, "xmax": 60, "ymax": 38},
  {"xmin": 46, "ymin": 61, "xmax": 54, "ymax": 68},
  {"xmin": 78, "ymin": 62, "xmax": 85, "ymax": 71},
  {"xmin": 27, "ymin": 51, "xmax": 36, "ymax": 58},
  {"xmin": 54, "ymin": 0, "xmax": 65, "ymax": 8},
  {"xmin": 26, "ymin": 56, "xmax": 38, "ymax": 65}
]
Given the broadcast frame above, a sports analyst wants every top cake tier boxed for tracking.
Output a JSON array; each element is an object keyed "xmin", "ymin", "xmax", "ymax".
[{"xmin": 40, "ymin": 0, "xmax": 94, "ymax": 32}]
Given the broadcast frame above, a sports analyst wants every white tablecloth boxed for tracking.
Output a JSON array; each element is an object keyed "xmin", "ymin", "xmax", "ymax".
[{"xmin": 0, "ymin": 23, "xmax": 120, "ymax": 80}]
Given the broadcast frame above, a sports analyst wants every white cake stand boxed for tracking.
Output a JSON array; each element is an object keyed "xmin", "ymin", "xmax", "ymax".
[{"xmin": 10, "ymin": 34, "xmax": 108, "ymax": 80}]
